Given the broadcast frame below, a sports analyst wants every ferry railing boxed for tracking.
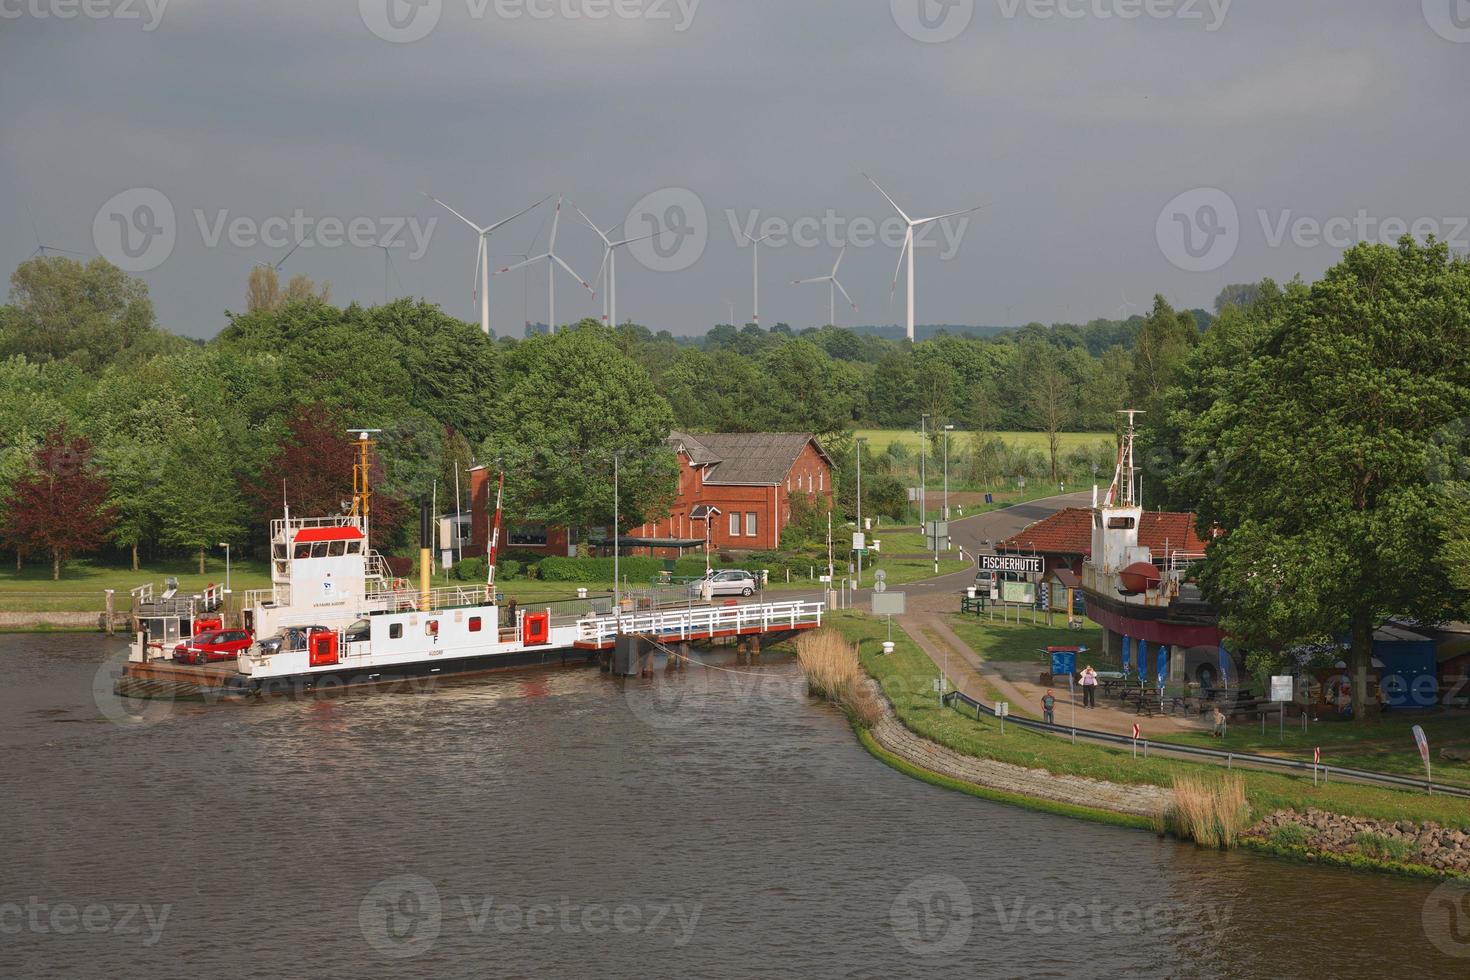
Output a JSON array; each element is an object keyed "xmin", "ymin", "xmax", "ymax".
[
  {"xmin": 575, "ymin": 599, "xmax": 824, "ymax": 646},
  {"xmin": 269, "ymin": 516, "xmax": 365, "ymax": 539},
  {"xmin": 362, "ymin": 584, "xmax": 496, "ymax": 612},
  {"xmin": 938, "ymin": 689, "xmax": 1470, "ymax": 799}
]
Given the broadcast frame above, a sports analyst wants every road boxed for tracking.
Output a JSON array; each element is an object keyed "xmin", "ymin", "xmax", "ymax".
[{"xmin": 781, "ymin": 491, "xmax": 1091, "ymax": 611}]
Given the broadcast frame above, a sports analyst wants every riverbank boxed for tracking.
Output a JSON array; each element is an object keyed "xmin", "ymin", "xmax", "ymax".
[{"xmin": 824, "ymin": 612, "xmax": 1470, "ymax": 882}]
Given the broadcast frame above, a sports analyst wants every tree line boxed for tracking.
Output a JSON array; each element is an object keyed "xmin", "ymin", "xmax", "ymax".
[{"xmin": 0, "ymin": 253, "xmax": 1222, "ymax": 576}]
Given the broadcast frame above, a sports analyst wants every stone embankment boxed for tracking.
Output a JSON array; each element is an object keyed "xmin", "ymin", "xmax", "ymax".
[
  {"xmin": 869, "ymin": 712, "xmax": 1174, "ymax": 819},
  {"xmin": 1248, "ymin": 809, "xmax": 1470, "ymax": 876}
]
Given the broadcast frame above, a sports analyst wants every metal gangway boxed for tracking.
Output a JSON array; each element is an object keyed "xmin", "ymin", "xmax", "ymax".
[{"xmin": 573, "ymin": 599, "xmax": 825, "ymax": 650}]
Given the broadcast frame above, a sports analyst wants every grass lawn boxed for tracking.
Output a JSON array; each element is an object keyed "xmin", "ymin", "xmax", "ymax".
[
  {"xmin": 854, "ymin": 429, "xmax": 1112, "ymax": 456},
  {"xmin": 946, "ymin": 614, "xmax": 1111, "ymax": 664},
  {"xmin": 0, "ymin": 556, "xmax": 274, "ymax": 611},
  {"xmin": 829, "ymin": 610, "xmax": 1470, "ymax": 830}
]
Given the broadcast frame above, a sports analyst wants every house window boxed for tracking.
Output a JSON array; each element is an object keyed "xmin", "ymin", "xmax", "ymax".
[
  {"xmin": 468, "ymin": 617, "xmax": 482, "ymax": 633},
  {"xmin": 820, "ymin": 471, "xmax": 825, "ymax": 491},
  {"xmin": 729, "ymin": 512, "xmax": 741, "ymax": 537},
  {"xmin": 745, "ymin": 512, "xmax": 757, "ymax": 537},
  {"xmin": 389, "ymin": 623, "xmax": 403, "ymax": 639},
  {"xmin": 510, "ymin": 525, "xmax": 549, "ymax": 546}
]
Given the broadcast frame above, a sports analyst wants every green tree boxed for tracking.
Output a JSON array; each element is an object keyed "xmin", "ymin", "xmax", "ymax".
[
  {"xmin": 3, "ymin": 257, "xmax": 174, "ymax": 372},
  {"xmin": 483, "ymin": 322, "xmax": 678, "ymax": 535},
  {"xmin": 159, "ymin": 423, "xmax": 245, "ymax": 574},
  {"xmin": 1129, "ymin": 295, "xmax": 1198, "ymax": 413},
  {"xmin": 1177, "ymin": 240, "xmax": 1470, "ymax": 724}
]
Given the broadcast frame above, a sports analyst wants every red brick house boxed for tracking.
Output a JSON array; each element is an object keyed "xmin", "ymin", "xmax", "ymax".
[
  {"xmin": 465, "ymin": 431, "xmax": 833, "ymax": 558},
  {"xmin": 628, "ymin": 432, "xmax": 834, "ymax": 555}
]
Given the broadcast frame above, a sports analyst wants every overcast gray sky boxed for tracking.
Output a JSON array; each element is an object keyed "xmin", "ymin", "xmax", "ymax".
[{"xmin": 2, "ymin": 1, "xmax": 1467, "ymax": 339}]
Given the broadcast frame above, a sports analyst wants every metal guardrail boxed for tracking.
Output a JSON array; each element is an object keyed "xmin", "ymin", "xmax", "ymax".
[
  {"xmin": 576, "ymin": 600, "xmax": 824, "ymax": 646},
  {"xmin": 940, "ymin": 690, "xmax": 1470, "ymax": 799}
]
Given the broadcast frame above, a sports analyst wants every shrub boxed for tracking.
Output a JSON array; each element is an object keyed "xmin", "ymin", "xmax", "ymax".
[
  {"xmin": 450, "ymin": 556, "xmax": 488, "ymax": 582},
  {"xmin": 1353, "ymin": 831, "xmax": 1411, "ymax": 862},
  {"xmin": 537, "ymin": 555, "xmax": 666, "ymax": 583},
  {"xmin": 1269, "ymin": 823, "xmax": 1309, "ymax": 848},
  {"xmin": 496, "ymin": 559, "xmax": 523, "ymax": 580},
  {"xmin": 795, "ymin": 630, "xmax": 884, "ymax": 727},
  {"xmin": 1169, "ymin": 774, "xmax": 1250, "ymax": 849}
]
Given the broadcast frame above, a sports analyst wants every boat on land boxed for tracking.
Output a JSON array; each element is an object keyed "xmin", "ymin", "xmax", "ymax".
[
  {"xmin": 1079, "ymin": 410, "xmax": 1236, "ymax": 687},
  {"xmin": 121, "ymin": 439, "xmax": 824, "ymax": 700}
]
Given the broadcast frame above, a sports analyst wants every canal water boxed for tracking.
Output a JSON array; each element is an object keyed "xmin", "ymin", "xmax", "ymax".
[{"xmin": 2, "ymin": 634, "xmax": 1466, "ymax": 978}]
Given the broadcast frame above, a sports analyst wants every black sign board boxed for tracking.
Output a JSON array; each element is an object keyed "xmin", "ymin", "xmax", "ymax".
[{"xmin": 979, "ymin": 554, "xmax": 1044, "ymax": 576}]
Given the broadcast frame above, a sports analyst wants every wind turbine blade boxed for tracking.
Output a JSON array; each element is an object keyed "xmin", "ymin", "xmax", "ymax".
[
  {"xmin": 274, "ymin": 239, "xmax": 304, "ymax": 270},
  {"xmin": 547, "ymin": 197, "xmax": 564, "ymax": 252},
  {"xmin": 572, "ymin": 202, "xmax": 613, "ymax": 245},
  {"xmin": 831, "ymin": 246, "xmax": 846, "ymax": 277},
  {"xmin": 792, "ymin": 276, "xmax": 830, "ymax": 285},
  {"xmin": 914, "ymin": 204, "xmax": 988, "ymax": 225},
  {"xmin": 833, "ymin": 277, "xmax": 857, "ymax": 312},
  {"xmin": 890, "ymin": 230, "xmax": 912, "ymax": 305},
  {"xmin": 473, "ymin": 236, "xmax": 485, "ymax": 301},
  {"xmin": 551, "ymin": 253, "xmax": 595, "ymax": 295},
  {"xmin": 594, "ymin": 246, "xmax": 612, "ymax": 293},
  {"xmin": 485, "ymin": 194, "xmax": 552, "ymax": 235},
  {"xmin": 863, "ymin": 173, "xmax": 911, "ymax": 224},
  {"xmin": 610, "ymin": 230, "xmax": 658, "ymax": 248},
  {"xmin": 424, "ymin": 193, "xmax": 487, "ymax": 234},
  {"xmin": 495, "ymin": 253, "xmax": 548, "ymax": 276}
]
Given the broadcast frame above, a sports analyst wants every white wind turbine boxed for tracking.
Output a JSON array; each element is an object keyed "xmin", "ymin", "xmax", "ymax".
[
  {"xmin": 737, "ymin": 230, "xmax": 773, "ymax": 325},
  {"xmin": 495, "ymin": 197, "xmax": 595, "ymax": 333},
  {"xmin": 424, "ymin": 192, "xmax": 547, "ymax": 335},
  {"xmin": 573, "ymin": 204, "xmax": 659, "ymax": 330},
  {"xmin": 863, "ymin": 173, "xmax": 984, "ymax": 341},
  {"xmin": 791, "ymin": 246, "xmax": 858, "ymax": 327}
]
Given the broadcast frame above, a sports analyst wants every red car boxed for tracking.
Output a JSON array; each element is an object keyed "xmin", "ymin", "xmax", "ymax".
[{"xmin": 173, "ymin": 628, "xmax": 253, "ymax": 665}]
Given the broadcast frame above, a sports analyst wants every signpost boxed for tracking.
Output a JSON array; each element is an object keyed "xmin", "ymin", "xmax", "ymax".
[
  {"xmin": 1132, "ymin": 723, "xmax": 1140, "ymax": 759},
  {"xmin": 1270, "ymin": 675, "xmax": 1293, "ymax": 738},
  {"xmin": 1313, "ymin": 746, "xmax": 1321, "ymax": 787},
  {"xmin": 996, "ymin": 701, "xmax": 1009, "ymax": 735},
  {"xmin": 872, "ymin": 591, "xmax": 906, "ymax": 647},
  {"xmin": 1413, "ymin": 725, "xmax": 1432, "ymax": 792}
]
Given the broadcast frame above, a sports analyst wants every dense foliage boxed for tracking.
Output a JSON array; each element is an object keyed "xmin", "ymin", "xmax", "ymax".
[{"xmin": 0, "ymin": 252, "xmax": 1220, "ymax": 573}]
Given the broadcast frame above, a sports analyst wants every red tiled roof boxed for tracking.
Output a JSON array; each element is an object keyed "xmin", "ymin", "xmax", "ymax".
[{"xmin": 996, "ymin": 507, "xmax": 1210, "ymax": 558}]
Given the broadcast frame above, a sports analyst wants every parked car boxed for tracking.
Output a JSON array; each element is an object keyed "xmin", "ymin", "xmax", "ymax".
[
  {"xmin": 688, "ymin": 569, "xmax": 760, "ymax": 598},
  {"xmin": 173, "ymin": 628, "xmax": 253, "ymax": 665}
]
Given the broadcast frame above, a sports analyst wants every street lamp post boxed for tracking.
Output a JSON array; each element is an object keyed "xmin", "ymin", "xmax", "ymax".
[
  {"xmin": 939, "ymin": 424, "xmax": 954, "ymax": 575},
  {"xmin": 218, "ymin": 541, "xmax": 231, "ymax": 625},
  {"xmin": 613, "ymin": 450, "xmax": 622, "ymax": 617},
  {"xmin": 855, "ymin": 436, "xmax": 865, "ymax": 589},
  {"xmin": 919, "ymin": 413, "xmax": 930, "ymax": 550}
]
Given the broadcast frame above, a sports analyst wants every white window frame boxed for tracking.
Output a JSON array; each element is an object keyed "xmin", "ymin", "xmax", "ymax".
[
  {"xmin": 745, "ymin": 512, "xmax": 757, "ymax": 537},
  {"xmin": 729, "ymin": 512, "xmax": 741, "ymax": 537}
]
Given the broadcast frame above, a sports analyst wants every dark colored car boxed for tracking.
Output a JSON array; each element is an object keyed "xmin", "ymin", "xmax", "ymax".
[{"xmin": 173, "ymin": 628, "xmax": 254, "ymax": 665}]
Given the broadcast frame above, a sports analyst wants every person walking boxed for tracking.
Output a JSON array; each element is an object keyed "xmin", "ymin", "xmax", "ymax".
[
  {"xmin": 1042, "ymin": 690, "xmax": 1056, "ymax": 725},
  {"xmin": 1080, "ymin": 664, "xmax": 1098, "ymax": 708}
]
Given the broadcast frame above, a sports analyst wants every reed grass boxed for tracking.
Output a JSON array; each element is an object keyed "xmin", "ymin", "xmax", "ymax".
[
  {"xmin": 1169, "ymin": 774, "xmax": 1250, "ymax": 848},
  {"xmin": 796, "ymin": 630, "xmax": 884, "ymax": 727}
]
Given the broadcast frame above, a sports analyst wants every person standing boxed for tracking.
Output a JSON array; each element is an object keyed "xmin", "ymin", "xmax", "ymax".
[
  {"xmin": 1080, "ymin": 664, "xmax": 1098, "ymax": 708},
  {"xmin": 1042, "ymin": 690, "xmax": 1056, "ymax": 725}
]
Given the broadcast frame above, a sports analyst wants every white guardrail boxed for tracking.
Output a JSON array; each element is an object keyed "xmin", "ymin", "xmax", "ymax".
[{"xmin": 576, "ymin": 600, "xmax": 825, "ymax": 646}]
